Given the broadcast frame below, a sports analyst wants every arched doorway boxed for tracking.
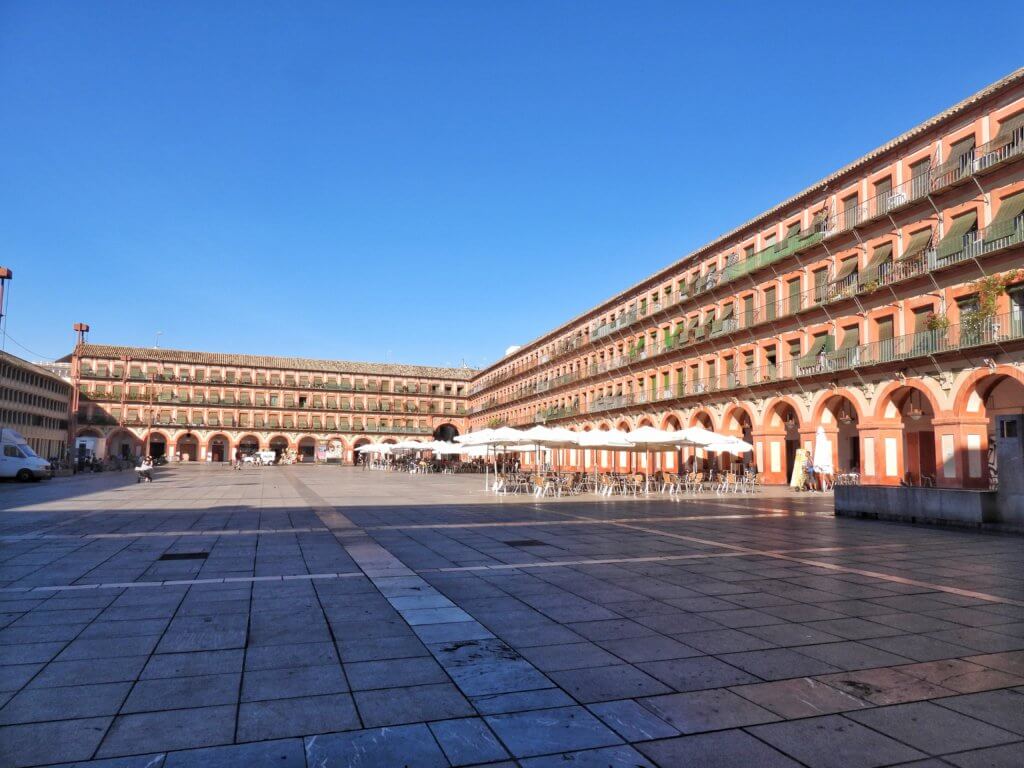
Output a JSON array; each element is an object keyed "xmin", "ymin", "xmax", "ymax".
[
  {"xmin": 207, "ymin": 434, "xmax": 230, "ymax": 463},
  {"xmin": 108, "ymin": 430, "xmax": 140, "ymax": 460},
  {"xmin": 353, "ymin": 438, "xmax": 371, "ymax": 466},
  {"xmin": 817, "ymin": 394, "xmax": 862, "ymax": 475},
  {"xmin": 722, "ymin": 407, "xmax": 754, "ymax": 474},
  {"xmin": 147, "ymin": 432, "xmax": 167, "ymax": 460},
  {"xmin": 176, "ymin": 434, "xmax": 199, "ymax": 462},
  {"xmin": 434, "ymin": 423, "xmax": 459, "ymax": 442},
  {"xmin": 689, "ymin": 411, "xmax": 717, "ymax": 472},
  {"xmin": 662, "ymin": 415, "xmax": 683, "ymax": 473},
  {"xmin": 238, "ymin": 435, "xmax": 260, "ymax": 455},
  {"xmin": 297, "ymin": 436, "xmax": 316, "ymax": 463},
  {"xmin": 765, "ymin": 401, "xmax": 801, "ymax": 483},
  {"xmin": 269, "ymin": 436, "xmax": 289, "ymax": 461},
  {"xmin": 954, "ymin": 371, "xmax": 1024, "ymax": 489},
  {"xmin": 888, "ymin": 386, "xmax": 938, "ymax": 486}
]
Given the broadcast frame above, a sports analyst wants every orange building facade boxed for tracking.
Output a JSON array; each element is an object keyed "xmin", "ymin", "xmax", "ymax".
[
  {"xmin": 71, "ymin": 345, "xmax": 472, "ymax": 464},
  {"xmin": 468, "ymin": 71, "xmax": 1024, "ymax": 489}
]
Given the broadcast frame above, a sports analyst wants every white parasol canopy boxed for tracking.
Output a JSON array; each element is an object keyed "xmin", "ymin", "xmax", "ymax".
[
  {"xmin": 520, "ymin": 425, "xmax": 580, "ymax": 447},
  {"xmin": 813, "ymin": 426, "xmax": 834, "ymax": 474},
  {"xmin": 672, "ymin": 427, "xmax": 722, "ymax": 446},
  {"xmin": 626, "ymin": 426, "xmax": 683, "ymax": 446},
  {"xmin": 391, "ymin": 440, "xmax": 425, "ymax": 450},
  {"xmin": 356, "ymin": 443, "xmax": 392, "ymax": 454},
  {"xmin": 703, "ymin": 436, "xmax": 754, "ymax": 453},
  {"xmin": 576, "ymin": 429, "xmax": 634, "ymax": 449}
]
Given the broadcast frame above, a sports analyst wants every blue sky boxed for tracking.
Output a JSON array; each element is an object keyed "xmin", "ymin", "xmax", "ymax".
[{"xmin": 2, "ymin": 1, "xmax": 1021, "ymax": 370}]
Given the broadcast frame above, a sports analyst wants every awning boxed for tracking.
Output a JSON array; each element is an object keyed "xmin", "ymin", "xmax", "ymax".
[
  {"xmin": 834, "ymin": 257, "xmax": 859, "ymax": 282},
  {"xmin": 699, "ymin": 312, "xmax": 715, "ymax": 337},
  {"xmin": 949, "ymin": 136, "xmax": 976, "ymax": 161},
  {"xmin": 866, "ymin": 242, "xmax": 893, "ymax": 269},
  {"xmin": 937, "ymin": 211, "xmax": 978, "ymax": 258},
  {"xmin": 719, "ymin": 303, "xmax": 734, "ymax": 320},
  {"xmin": 838, "ymin": 325, "xmax": 860, "ymax": 350},
  {"xmin": 901, "ymin": 229, "xmax": 932, "ymax": 261},
  {"xmin": 798, "ymin": 334, "xmax": 834, "ymax": 367},
  {"xmin": 984, "ymin": 190, "xmax": 1024, "ymax": 242},
  {"xmin": 994, "ymin": 111, "xmax": 1024, "ymax": 141}
]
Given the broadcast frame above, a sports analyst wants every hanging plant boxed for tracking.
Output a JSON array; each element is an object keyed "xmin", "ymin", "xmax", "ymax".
[{"xmin": 961, "ymin": 269, "xmax": 1023, "ymax": 339}]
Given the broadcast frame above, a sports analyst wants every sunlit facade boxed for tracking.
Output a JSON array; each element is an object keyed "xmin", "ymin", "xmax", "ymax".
[{"xmin": 468, "ymin": 70, "xmax": 1024, "ymax": 488}]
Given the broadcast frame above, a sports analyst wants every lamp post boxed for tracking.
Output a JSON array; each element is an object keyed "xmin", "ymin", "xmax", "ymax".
[
  {"xmin": 0, "ymin": 268, "xmax": 12, "ymax": 447},
  {"xmin": 69, "ymin": 323, "xmax": 89, "ymax": 467}
]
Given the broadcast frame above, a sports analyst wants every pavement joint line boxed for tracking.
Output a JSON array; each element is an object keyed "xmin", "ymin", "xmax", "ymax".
[
  {"xmin": 0, "ymin": 570, "xmax": 366, "ymax": 594},
  {"xmin": 415, "ymin": 542, "xmax": 909, "ymax": 573},
  {"xmin": 529, "ymin": 503, "xmax": 1024, "ymax": 608}
]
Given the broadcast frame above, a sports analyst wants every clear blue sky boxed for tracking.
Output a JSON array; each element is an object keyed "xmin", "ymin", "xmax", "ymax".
[{"xmin": 2, "ymin": 1, "xmax": 1020, "ymax": 369}]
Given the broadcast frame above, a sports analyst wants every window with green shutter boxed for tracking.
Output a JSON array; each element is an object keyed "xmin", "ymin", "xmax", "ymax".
[
  {"xmin": 984, "ymin": 190, "xmax": 1024, "ymax": 242},
  {"xmin": 787, "ymin": 279, "xmax": 801, "ymax": 314},
  {"xmin": 764, "ymin": 286, "xmax": 777, "ymax": 320},
  {"xmin": 937, "ymin": 211, "xmax": 978, "ymax": 260}
]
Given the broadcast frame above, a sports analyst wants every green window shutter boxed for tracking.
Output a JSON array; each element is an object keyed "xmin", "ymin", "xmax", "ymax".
[
  {"xmin": 764, "ymin": 286, "xmax": 777, "ymax": 320},
  {"xmin": 984, "ymin": 190, "xmax": 1024, "ymax": 242},
  {"xmin": 937, "ymin": 211, "xmax": 978, "ymax": 258},
  {"xmin": 788, "ymin": 279, "xmax": 801, "ymax": 313},
  {"xmin": 949, "ymin": 136, "xmax": 976, "ymax": 162},
  {"xmin": 798, "ymin": 334, "xmax": 832, "ymax": 367},
  {"xmin": 900, "ymin": 230, "xmax": 931, "ymax": 261},
  {"xmin": 834, "ymin": 257, "xmax": 859, "ymax": 282},
  {"xmin": 995, "ymin": 111, "xmax": 1024, "ymax": 141},
  {"xmin": 838, "ymin": 325, "xmax": 860, "ymax": 349}
]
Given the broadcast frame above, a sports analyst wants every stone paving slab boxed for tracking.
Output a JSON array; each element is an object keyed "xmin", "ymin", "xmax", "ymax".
[{"xmin": 2, "ymin": 465, "xmax": 1024, "ymax": 766}]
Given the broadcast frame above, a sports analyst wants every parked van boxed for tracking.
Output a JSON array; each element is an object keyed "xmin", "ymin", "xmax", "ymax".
[{"xmin": 0, "ymin": 430, "xmax": 52, "ymax": 481}]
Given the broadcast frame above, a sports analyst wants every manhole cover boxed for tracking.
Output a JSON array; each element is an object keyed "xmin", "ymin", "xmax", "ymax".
[
  {"xmin": 158, "ymin": 552, "xmax": 209, "ymax": 561},
  {"xmin": 504, "ymin": 540, "xmax": 546, "ymax": 547}
]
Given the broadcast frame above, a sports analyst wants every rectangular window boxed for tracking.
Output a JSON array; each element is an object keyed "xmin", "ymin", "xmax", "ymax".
[
  {"xmin": 873, "ymin": 176, "xmax": 892, "ymax": 214},
  {"xmin": 843, "ymin": 193, "xmax": 860, "ymax": 229},
  {"xmin": 787, "ymin": 279, "xmax": 801, "ymax": 314},
  {"xmin": 764, "ymin": 286, "xmax": 777, "ymax": 321}
]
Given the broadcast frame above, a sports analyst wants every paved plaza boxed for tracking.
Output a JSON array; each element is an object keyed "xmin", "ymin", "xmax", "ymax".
[{"xmin": 2, "ymin": 467, "xmax": 1024, "ymax": 767}]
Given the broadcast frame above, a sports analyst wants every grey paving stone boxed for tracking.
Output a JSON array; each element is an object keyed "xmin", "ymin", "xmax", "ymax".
[
  {"xmin": 0, "ymin": 716, "xmax": 112, "ymax": 767},
  {"xmin": 639, "ymin": 688, "xmax": 779, "ymax": 733},
  {"xmin": 303, "ymin": 723, "xmax": 449, "ymax": 768},
  {"xmin": 968, "ymin": 650, "xmax": 1024, "ymax": 676},
  {"xmin": 244, "ymin": 641, "xmax": 338, "ymax": 671},
  {"xmin": 519, "ymin": 744, "xmax": 655, "ymax": 767},
  {"xmin": 0, "ymin": 681, "xmax": 131, "ymax": 724},
  {"xmin": 140, "ymin": 650, "xmax": 244, "ymax": 680},
  {"xmin": 241, "ymin": 664, "xmax": 348, "ymax": 702},
  {"xmin": 637, "ymin": 728, "xmax": 803, "ymax": 767},
  {"xmin": 446, "ymin": 658, "xmax": 554, "ymax": 697},
  {"xmin": 470, "ymin": 686, "xmax": 576, "ymax": 715},
  {"xmin": 122, "ymin": 672, "xmax": 240, "ymax": 713},
  {"xmin": 549, "ymin": 664, "xmax": 672, "ymax": 703},
  {"xmin": 846, "ymin": 701, "xmax": 1020, "ymax": 754},
  {"xmin": 598, "ymin": 635, "xmax": 702, "ymax": 663},
  {"xmin": 817, "ymin": 667, "xmax": 956, "ymax": 705},
  {"xmin": 46, "ymin": 755, "xmax": 168, "ymax": 767},
  {"xmin": 894, "ymin": 658, "xmax": 1024, "ymax": 693},
  {"xmin": 0, "ymin": 641, "xmax": 68, "ymax": 664},
  {"xmin": 354, "ymin": 682, "xmax": 474, "ymax": 727},
  {"xmin": 55, "ymin": 635, "xmax": 161, "ymax": 661},
  {"xmin": 717, "ymin": 648, "xmax": 842, "ymax": 680},
  {"xmin": 730, "ymin": 676, "xmax": 870, "ymax": 718},
  {"xmin": 795, "ymin": 640, "xmax": 914, "ymax": 670},
  {"xmin": 943, "ymin": 742, "xmax": 1024, "ymax": 767},
  {"xmin": 637, "ymin": 656, "xmax": 759, "ymax": 691},
  {"xmin": 935, "ymin": 689, "xmax": 1024, "ymax": 735},
  {"xmin": 97, "ymin": 705, "xmax": 236, "ymax": 757},
  {"xmin": 336, "ymin": 635, "xmax": 428, "ymax": 662},
  {"xmin": 27, "ymin": 656, "xmax": 148, "ymax": 688},
  {"xmin": 588, "ymin": 699, "xmax": 679, "ymax": 742},
  {"xmin": 0, "ymin": 662, "xmax": 43, "ymax": 691},
  {"xmin": 162, "ymin": 739, "xmax": 305, "ymax": 768},
  {"xmin": 345, "ymin": 656, "xmax": 448, "ymax": 690},
  {"xmin": 411, "ymin": 620, "xmax": 495, "ymax": 644},
  {"xmin": 804, "ymin": 617, "xmax": 904, "ymax": 640},
  {"xmin": 673, "ymin": 628, "xmax": 775, "ymax": 654},
  {"xmin": 744, "ymin": 623, "xmax": 845, "ymax": 647},
  {"xmin": 567, "ymin": 619, "xmax": 657, "ymax": 642},
  {"xmin": 429, "ymin": 717, "xmax": 509, "ymax": 766},
  {"xmin": 750, "ymin": 714, "xmax": 927, "ymax": 768},
  {"xmin": 485, "ymin": 705, "xmax": 623, "ymax": 758},
  {"xmin": 518, "ymin": 642, "xmax": 623, "ymax": 671},
  {"xmin": 238, "ymin": 693, "xmax": 360, "ymax": 742}
]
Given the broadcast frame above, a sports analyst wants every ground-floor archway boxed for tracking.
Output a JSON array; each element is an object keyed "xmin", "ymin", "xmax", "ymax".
[
  {"xmin": 176, "ymin": 434, "xmax": 199, "ymax": 462},
  {"xmin": 238, "ymin": 435, "xmax": 260, "ymax": 455},
  {"xmin": 269, "ymin": 436, "xmax": 289, "ymax": 461},
  {"xmin": 297, "ymin": 436, "xmax": 316, "ymax": 462},
  {"xmin": 107, "ymin": 429, "xmax": 141, "ymax": 460},
  {"xmin": 433, "ymin": 423, "xmax": 459, "ymax": 442},
  {"xmin": 147, "ymin": 432, "xmax": 167, "ymax": 459},
  {"xmin": 207, "ymin": 434, "xmax": 230, "ymax": 463}
]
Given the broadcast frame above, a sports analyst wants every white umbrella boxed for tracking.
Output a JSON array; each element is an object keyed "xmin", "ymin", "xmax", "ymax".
[
  {"xmin": 672, "ymin": 427, "xmax": 722, "ymax": 446},
  {"xmin": 703, "ymin": 437, "xmax": 753, "ymax": 453},
  {"xmin": 576, "ymin": 429, "xmax": 633, "ymax": 448},
  {"xmin": 391, "ymin": 440, "xmax": 424, "ymax": 450},
  {"xmin": 625, "ymin": 425, "xmax": 680, "ymax": 446},
  {"xmin": 431, "ymin": 441, "xmax": 469, "ymax": 455},
  {"xmin": 813, "ymin": 426, "xmax": 834, "ymax": 475},
  {"xmin": 454, "ymin": 427, "xmax": 529, "ymax": 490},
  {"xmin": 356, "ymin": 443, "xmax": 392, "ymax": 454}
]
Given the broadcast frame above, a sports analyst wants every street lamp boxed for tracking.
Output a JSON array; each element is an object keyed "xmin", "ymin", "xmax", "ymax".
[{"xmin": 0, "ymin": 268, "xmax": 12, "ymax": 446}]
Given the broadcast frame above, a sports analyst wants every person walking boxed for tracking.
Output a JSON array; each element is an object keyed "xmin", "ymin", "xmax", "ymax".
[
  {"xmin": 234, "ymin": 448, "xmax": 243, "ymax": 470},
  {"xmin": 135, "ymin": 456, "xmax": 154, "ymax": 484}
]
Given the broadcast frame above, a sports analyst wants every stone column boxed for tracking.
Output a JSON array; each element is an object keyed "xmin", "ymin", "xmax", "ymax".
[
  {"xmin": 857, "ymin": 420, "xmax": 904, "ymax": 486},
  {"xmin": 931, "ymin": 415, "xmax": 990, "ymax": 489}
]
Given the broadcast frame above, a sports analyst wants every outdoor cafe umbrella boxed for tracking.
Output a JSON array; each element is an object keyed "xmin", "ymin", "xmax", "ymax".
[
  {"xmin": 576, "ymin": 429, "xmax": 634, "ymax": 478},
  {"xmin": 625, "ymin": 425, "xmax": 685, "ymax": 477},
  {"xmin": 812, "ymin": 426, "xmax": 834, "ymax": 475},
  {"xmin": 356, "ymin": 443, "xmax": 392, "ymax": 454},
  {"xmin": 455, "ymin": 427, "xmax": 530, "ymax": 489},
  {"xmin": 520, "ymin": 425, "xmax": 580, "ymax": 471}
]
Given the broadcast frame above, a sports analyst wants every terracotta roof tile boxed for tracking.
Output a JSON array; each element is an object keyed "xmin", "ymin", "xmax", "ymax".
[{"xmin": 75, "ymin": 344, "xmax": 476, "ymax": 381}]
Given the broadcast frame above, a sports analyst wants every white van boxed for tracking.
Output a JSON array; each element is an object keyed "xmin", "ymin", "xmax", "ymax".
[{"xmin": 0, "ymin": 430, "xmax": 52, "ymax": 481}]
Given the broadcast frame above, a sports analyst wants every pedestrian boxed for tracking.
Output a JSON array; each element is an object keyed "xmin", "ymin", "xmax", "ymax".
[
  {"xmin": 234, "ymin": 448, "xmax": 243, "ymax": 470},
  {"xmin": 804, "ymin": 454, "xmax": 817, "ymax": 492},
  {"xmin": 136, "ymin": 456, "xmax": 154, "ymax": 484}
]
